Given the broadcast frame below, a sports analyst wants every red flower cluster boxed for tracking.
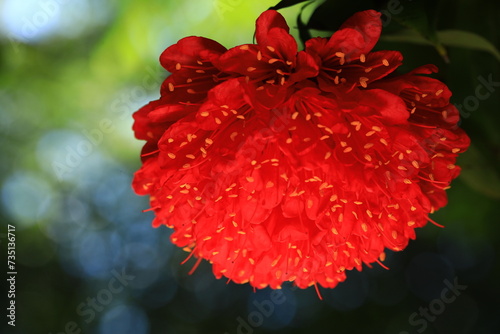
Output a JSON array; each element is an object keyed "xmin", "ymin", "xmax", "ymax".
[{"xmin": 132, "ymin": 10, "xmax": 469, "ymax": 290}]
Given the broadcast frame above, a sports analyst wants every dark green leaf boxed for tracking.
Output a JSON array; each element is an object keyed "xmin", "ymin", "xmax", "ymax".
[
  {"xmin": 379, "ymin": 29, "xmax": 433, "ymax": 45},
  {"xmin": 306, "ymin": 0, "xmax": 376, "ymax": 31},
  {"xmin": 392, "ymin": 0, "xmax": 448, "ymax": 61},
  {"xmin": 297, "ymin": 2, "xmax": 313, "ymax": 46},
  {"xmin": 269, "ymin": 0, "xmax": 313, "ymax": 11},
  {"xmin": 458, "ymin": 144, "xmax": 500, "ymax": 199},
  {"xmin": 379, "ymin": 29, "xmax": 500, "ymax": 62},
  {"xmin": 437, "ymin": 30, "xmax": 500, "ymax": 62},
  {"xmin": 392, "ymin": 0, "xmax": 437, "ymax": 39}
]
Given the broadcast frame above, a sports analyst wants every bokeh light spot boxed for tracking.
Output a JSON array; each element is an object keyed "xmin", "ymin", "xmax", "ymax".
[
  {"xmin": 1, "ymin": 171, "xmax": 55, "ymax": 228},
  {"xmin": 98, "ymin": 304, "xmax": 149, "ymax": 334}
]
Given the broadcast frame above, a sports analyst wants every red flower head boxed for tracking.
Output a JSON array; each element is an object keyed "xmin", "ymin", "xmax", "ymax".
[{"xmin": 132, "ymin": 10, "xmax": 470, "ymax": 291}]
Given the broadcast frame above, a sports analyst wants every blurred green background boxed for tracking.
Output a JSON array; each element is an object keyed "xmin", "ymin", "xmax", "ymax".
[{"xmin": 0, "ymin": 0, "xmax": 499, "ymax": 333}]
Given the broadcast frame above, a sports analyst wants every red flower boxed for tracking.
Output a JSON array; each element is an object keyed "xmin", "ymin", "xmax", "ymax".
[{"xmin": 132, "ymin": 10, "xmax": 470, "ymax": 291}]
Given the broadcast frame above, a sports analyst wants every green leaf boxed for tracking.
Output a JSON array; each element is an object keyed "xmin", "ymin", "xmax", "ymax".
[
  {"xmin": 379, "ymin": 29, "xmax": 434, "ymax": 45},
  {"xmin": 306, "ymin": 0, "xmax": 376, "ymax": 31},
  {"xmin": 379, "ymin": 29, "xmax": 500, "ymax": 62},
  {"xmin": 297, "ymin": 2, "xmax": 313, "ymax": 46},
  {"xmin": 269, "ymin": 0, "xmax": 313, "ymax": 11},
  {"xmin": 437, "ymin": 30, "xmax": 500, "ymax": 62},
  {"xmin": 392, "ymin": 0, "xmax": 448, "ymax": 61},
  {"xmin": 458, "ymin": 144, "xmax": 500, "ymax": 200},
  {"xmin": 391, "ymin": 0, "xmax": 438, "ymax": 40}
]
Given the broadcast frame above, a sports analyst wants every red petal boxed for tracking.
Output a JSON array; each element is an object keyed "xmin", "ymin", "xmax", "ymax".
[
  {"xmin": 289, "ymin": 51, "xmax": 319, "ymax": 83},
  {"xmin": 328, "ymin": 10, "xmax": 382, "ymax": 58},
  {"xmin": 218, "ymin": 44, "xmax": 271, "ymax": 77},
  {"xmin": 363, "ymin": 89, "xmax": 409, "ymax": 123},
  {"xmin": 265, "ymin": 26, "xmax": 297, "ymax": 61},
  {"xmin": 255, "ymin": 10, "xmax": 290, "ymax": 46},
  {"xmin": 148, "ymin": 104, "xmax": 193, "ymax": 123},
  {"xmin": 249, "ymin": 224, "xmax": 273, "ymax": 250},
  {"xmin": 160, "ymin": 36, "xmax": 226, "ymax": 72}
]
